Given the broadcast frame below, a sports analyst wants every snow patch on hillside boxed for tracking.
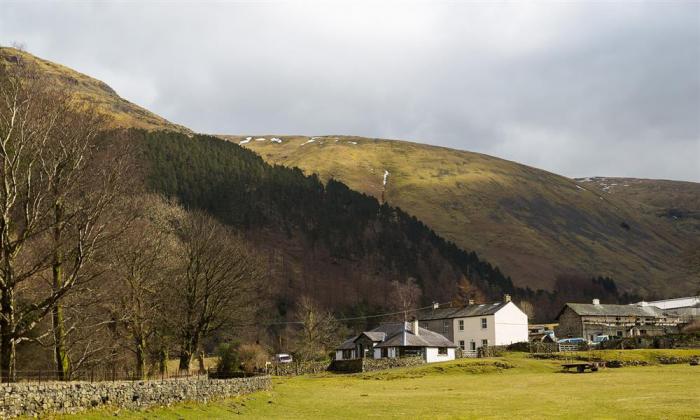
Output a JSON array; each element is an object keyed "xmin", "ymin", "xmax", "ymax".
[
  {"xmin": 383, "ymin": 170, "xmax": 390, "ymax": 186},
  {"xmin": 271, "ymin": 137, "xmax": 282, "ymax": 143},
  {"xmin": 239, "ymin": 137, "xmax": 252, "ymax": 145},
  {"xmin": 300, "ymin": 138, "xmax": 316, "ymax": 146},
  {"xmin": 255, "ymin": 137, "xmax": 266, "ymax": 141}
]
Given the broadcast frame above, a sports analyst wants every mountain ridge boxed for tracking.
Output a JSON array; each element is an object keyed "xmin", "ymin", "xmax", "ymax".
[
  {"xmin": 226, "ymin": 134, "xmax": 699, "ymax": 297},
  {"xmin": 3, "ymin": 46, "xmax": 696, "ymax": 300}
]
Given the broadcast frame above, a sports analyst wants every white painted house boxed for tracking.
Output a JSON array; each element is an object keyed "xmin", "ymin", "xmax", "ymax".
[
  {"xmin": 334, "ymin": 320, "xmax": 456, "ymax": 363},
  {"xmin": 418, "ymin": 296, "xmax": 528, "ymax": 355}
]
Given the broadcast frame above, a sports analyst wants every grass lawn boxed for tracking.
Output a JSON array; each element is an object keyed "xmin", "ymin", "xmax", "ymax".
[{"xmin": 72, "ymin": 351, "xmax": 700, "ymax": 419}]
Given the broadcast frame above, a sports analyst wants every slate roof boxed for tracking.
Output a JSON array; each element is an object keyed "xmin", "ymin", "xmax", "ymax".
[
  {"xmin": 360, "ymin": 331, "xmax": 387, "ymax": 342},
  {"xmin": 375, "ymin": 326, "xmax": 456, "ymax": 349},
  {"xmin": 335, "ymin": 322, "xmax": 456, "ymax": 350},
  {"xmin": 561, "ymin": 303, "xmax": 665, "ymax": 318},
  {"xmin": 337, "ymin": 336, "xmax": 357, "ymax": 350},
  {"xmin": 418, "ymin": 302, "xmax": 510, "ymax": 321}
]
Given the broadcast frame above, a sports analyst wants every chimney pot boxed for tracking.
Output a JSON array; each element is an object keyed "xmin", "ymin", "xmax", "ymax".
[
  {"xmin": 468, "ymin": 299, "xmax": 475, "ymax": 305},
  {"xmin": 593, "ymin": 298, "xmax": 600, "ymax": 305},
  {"xmin": 432, "ymin": 302, "xmax": 439, "ymax": 310},
  {"xmin": 504, "ymin": 294, "xmax": 512, "ymax": 303},
  {"xmin": 411, "ymin": 318, "xmax": 419, "ymax": 336}
]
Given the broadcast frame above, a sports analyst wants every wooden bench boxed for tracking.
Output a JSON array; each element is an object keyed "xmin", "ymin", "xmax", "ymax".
[{"xmin": 561, "ymin": 362, "xmax": 605, "ymax": 373}]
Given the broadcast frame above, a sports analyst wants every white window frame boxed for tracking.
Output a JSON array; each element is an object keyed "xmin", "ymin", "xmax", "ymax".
[
  {"xmin": 481, "ymin": 317, "xmax": 487, "ymax": 329},
  {"xmin": 459, "ymin": 340, "xmax": 465, "ymax": 350},
  {"xmin": 458, "ymin": 319, "xmax": 464, "ymax": 331}
]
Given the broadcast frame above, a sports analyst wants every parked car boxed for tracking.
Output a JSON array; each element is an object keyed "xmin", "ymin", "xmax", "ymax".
[
  {"xmin": 274, "ymin": 353, "xmax": 293, "ymax": 363},
  {"xmin": 591, "ymin": 335, "xmax": 610, "ymax": 345},
  {"xmin": 557, "ymin": 337, "xmax": 587, "ymax": 345}
]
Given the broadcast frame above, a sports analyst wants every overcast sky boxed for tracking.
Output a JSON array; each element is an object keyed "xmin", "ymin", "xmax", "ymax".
[{"xmin": 1, "ymin": 1, "xmax": 699, "ymax": 181}]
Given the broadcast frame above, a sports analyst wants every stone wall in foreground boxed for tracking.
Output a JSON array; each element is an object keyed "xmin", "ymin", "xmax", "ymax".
[{"xmin": 0, "ymin": 375, "xmax": 271, "ymax": 418}]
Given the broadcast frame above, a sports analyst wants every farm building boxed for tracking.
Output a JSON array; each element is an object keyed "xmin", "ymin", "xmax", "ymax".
[
  {"xmin": 555, "ymin": 299, "xmax": 682, "ymax": 340},
  {"xmin": 334, "ymin": 320, "xmax": 456, "ymax": 363},
  {"xmin": 633, "ymin": 296, "xmax": 699, "ymax": 322},
  {"xmin": 417, "ymin": 295, "xmax": 528, "ymax": 355}
]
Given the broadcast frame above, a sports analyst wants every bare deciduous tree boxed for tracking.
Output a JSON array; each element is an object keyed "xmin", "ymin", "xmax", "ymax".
[
  {"xmin": 292, "ymin": 296, "xmax": 342, "ymax": 361},
  {"xmin": 0, "ymin": 56, "xmax": 129, "ymax": 381},
  {"xmin": 162, "ymin": 211, "xmax": 261, "ymax": 372},
  {"xmin": 105, "ymin": 195, "xmax": 180, "ymax": 379},
  {"xmin": 389, "ymin": 277, "xmax": 422, "ymax": 321}
]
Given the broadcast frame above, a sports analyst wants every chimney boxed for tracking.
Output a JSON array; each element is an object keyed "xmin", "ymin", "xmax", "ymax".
[
  {"xmin": 432, "ymin": 302, "xmax": 439, "ymax": 310},
  {"xmin": 411, "ymin": 318, "xmax": 419, "ymax": 336},
  {"xmin": 504, "ymin": 294, "xmax": 512, "ymax": 303},
  {"xmin": 593, "ymin": 298, "xmax": 600, "ymax": 305},
  {"xmin": 468, "ymin": 299, "xmax": 475, "ymax": 305}
]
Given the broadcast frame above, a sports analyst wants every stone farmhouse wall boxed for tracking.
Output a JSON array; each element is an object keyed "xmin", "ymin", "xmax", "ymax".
[
  {"xmin": 0, "ymin": 375, "xmax": 271, "ymax": 418},
  {"xmin": 555, "ymin": 307, "xmax": 583, "ymax": 338}
]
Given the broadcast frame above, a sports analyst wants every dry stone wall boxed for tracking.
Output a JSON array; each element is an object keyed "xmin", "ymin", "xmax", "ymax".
[
  {"xmin": 330, "ymin": 356, "xmax": 424, "ymax": 373},
  {"xmin": 0, "ymin": 375, "xmax": 271, "ymax": 418}
]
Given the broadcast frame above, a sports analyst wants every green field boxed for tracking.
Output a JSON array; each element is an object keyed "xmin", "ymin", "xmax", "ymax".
[{"xmin": 74, "ymin": 351, "xmax": 700, "ymax": 419}]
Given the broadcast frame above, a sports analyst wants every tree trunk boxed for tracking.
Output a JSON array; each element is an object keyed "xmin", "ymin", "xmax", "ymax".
[
  {"xmin": 197, "ymin": 351, "xmax": 206, "ymax": 374},
  {"xmin": 134, "ymin": 334, "xmax": 147, "ymax": 380},
  {"xmin": 0, "ymin": 287, "xmax": 16, "ymax": 382},
  {"xmin": 52, "ymin": 200, "xmax": 70, "ymax": 381},
  {"xmin": 178, "ymin": 350, "xmax": 191, "ymax": 372},
  {"xmin": 178, "ymin": 335, "xmax": 199, "ymax": 372},
  {"xmin": 158, "ymin": 347, "xmax": 168, "ymax": 376},
  {"xmin": 51, "ymin": 302, "xmax": 70, "ymax": 381}
]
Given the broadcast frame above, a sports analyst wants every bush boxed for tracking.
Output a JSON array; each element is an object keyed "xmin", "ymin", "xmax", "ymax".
[
  {"xmin": 214, "ymin": 343, "xmax": 241, "ymax": 377},
  {"xmin": 238, "ymin": 343, "xmax": 269, "ymax": 374},
  {"xmin": 506, "ymin": 342, "xmax": 530, "ymax": 352}
]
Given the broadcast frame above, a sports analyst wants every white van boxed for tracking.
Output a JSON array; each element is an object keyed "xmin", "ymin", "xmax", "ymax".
[{"xmin": 274, "ymin": 353, "xmax": 293, "ymax": 363}]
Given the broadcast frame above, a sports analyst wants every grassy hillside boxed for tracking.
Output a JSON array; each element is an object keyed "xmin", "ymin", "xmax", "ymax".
[
  {"xmin": 228, "ymin": 135, "xmax": 699, "ymax": 297},
  {"xmin": 0, "ymin": 47, "xmax": 189, "ymax": 133}
]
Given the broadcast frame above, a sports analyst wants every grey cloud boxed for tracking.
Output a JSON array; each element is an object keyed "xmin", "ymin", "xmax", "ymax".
[{"xmin": 1, "ymin": 1, "xmax": 698, "ymax": 181}]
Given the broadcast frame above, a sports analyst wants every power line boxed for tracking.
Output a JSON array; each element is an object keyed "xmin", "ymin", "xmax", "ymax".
[{"xmin": 245, "ymin": 301, "xmax": 452, "ymax": 327}]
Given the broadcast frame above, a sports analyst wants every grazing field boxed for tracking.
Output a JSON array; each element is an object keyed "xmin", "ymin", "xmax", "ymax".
[{"xmin": 72, "ymin": 351, "xmax": 700, "ymax": 419}]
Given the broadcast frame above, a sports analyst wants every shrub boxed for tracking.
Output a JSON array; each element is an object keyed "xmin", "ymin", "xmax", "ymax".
[
  {"xmin": 506, "ymin": 342, "xmax": 530, "ymax": 352},
  {"xmin": 238, "ymin": 343, "xmax": 269, "ymax": 374},
  {"xmin": 214, "ymin": 343, "xmax": 241, "ymax": 377}
]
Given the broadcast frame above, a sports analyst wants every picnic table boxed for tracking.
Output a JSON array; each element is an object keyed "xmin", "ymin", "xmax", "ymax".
[{"xmin": 561, "ymin": 361, "xmax": 605, "ymax": 373}]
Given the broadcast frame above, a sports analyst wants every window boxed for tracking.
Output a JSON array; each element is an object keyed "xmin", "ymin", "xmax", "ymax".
[
  {"xmin": 481, "ymin": 318, "xmax": 488, "ymax": 329},
  {"xmin": 458, "ymin": 320, "xmax": 465, "ymax": 331},
  {"xmin": 482, "ymin": 339, "xmax": 488, "ymax": 348},
  {"xmin": 616, "ymin": 331, "xmax": 623, "ymax": 337},
  {"xmin": 381, "ymin": 348, "xmax": 388, "ymax": 358},
  {"xmin": 459, "ymin": 340, "xmax": 465, "ymax": 350},
  {"xmin": 438, "ymin": 347, "xmax": 448, "ymax": 355},
  {"xmin": 639, "ymin": 330, "xmax": 647, "ymax": 336},
  {"xmin": 443, "ymin": 320, "xmax": 449, "ymax": 334},
  {"xmin": 469, "ymin": 341, "xmax": 476, "ymax": 351}
]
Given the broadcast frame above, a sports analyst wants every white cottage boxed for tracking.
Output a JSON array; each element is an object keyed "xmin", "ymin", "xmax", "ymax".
[
  {"xmin": 418, "ymin": 296, "xmax": 528, "ymax": 355},
  {"xmin": 334, "ymin": 320, "xmax": 456, "ymax": 363}
]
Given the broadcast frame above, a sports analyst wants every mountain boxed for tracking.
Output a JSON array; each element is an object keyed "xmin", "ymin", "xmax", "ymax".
[
  {"xmin": 3, "ymin": 47, "xmax": 694, "ymax": 309},
  {"xmin": 224, "ymin": 135, "xmax": 699, "ymax": 298},
  {"xmin": 0, "ymin": 47, "xmax": 189, "ymax": 133}
]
